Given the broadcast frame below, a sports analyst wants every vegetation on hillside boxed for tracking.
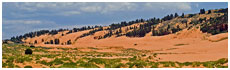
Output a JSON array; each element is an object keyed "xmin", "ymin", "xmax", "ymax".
[
  {"xmin": 7, "ymin": 8, "xmax": 228, "ymax": 44},
  {"xmin": 2, "ymin": 43, "xmax": 228, "ymax": 68}
]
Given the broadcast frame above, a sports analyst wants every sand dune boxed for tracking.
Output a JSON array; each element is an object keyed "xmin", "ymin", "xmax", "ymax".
[{"xmin": 23, "ymin": 26, "xmax": 228, "ymax": 62}]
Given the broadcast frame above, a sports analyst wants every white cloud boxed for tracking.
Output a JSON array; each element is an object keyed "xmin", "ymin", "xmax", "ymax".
[
  {"xmin": 57, "ymin": 11, "xmax": 81, "ymax": 16},
  {"xmin": 80, "ymin": 5, "xmax": 102, "ymax": 12},
  {"xmin": 3, "ymin": 19, "xmax": 56, "ymax": 25},
  {"xmin": 144, "ymin": 2, "xmax": 192, "ymax": 11},
  {"xmin": 6, "ymin": 2, "xmax": 192, "ymax": 16},
  {"xmin": 195, "ymin": 3, "xmax": 199, "ymax": 8},
  {"xmin": 3, "ymin": 19, "xmax": 59, "ymax": 39}
]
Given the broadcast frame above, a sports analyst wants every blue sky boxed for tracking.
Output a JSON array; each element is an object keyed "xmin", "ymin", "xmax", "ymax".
[{"xmin": 2, "ymin": 2, "xmax": 228, "ymax": 39}]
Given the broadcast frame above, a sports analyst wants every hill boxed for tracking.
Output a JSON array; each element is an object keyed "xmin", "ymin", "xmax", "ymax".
[{"xmin": 9, "ymin": 8, "xmax": 227, "ymax": 46}]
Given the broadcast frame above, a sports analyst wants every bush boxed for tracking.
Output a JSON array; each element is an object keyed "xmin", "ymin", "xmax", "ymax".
[
  {"xmin": 78, "ymin": 62, "xmax": 99, "ymax": 68},
  {"xmin": 30, "ymin": 45, "xmax": 35, "ymax": 48},
  {"xmin": 25, "ymin": 49, "xmax": 33, "ymax": 55},
  {"xmin": 183, "ymin": 62, "xmax": 192, "ymax": 66},
  {"xmin": 112, "ymin": 63, "xmax": 125, "ymax": 68},
  {"xmin": 24, "ymin": 66, "xmax": 32, "ymax": 68},
  {"xmin": 88, "ymin": 58, "xmax": 106, "ymax": 64},
  {"xmin": 7, "ymin": 62, "xmax": 15, "ymax": 68},
  {"xmin": 52, "ymin": 58, "xmax": 64, "ymax": 65},
  {"xmin": 2, "ymin": 63, "xmax": 7, "ymax": 68},
  {"xmin": 127, "ymin": 60, "xmax": 147, "ymax": 68},
  {"xmin": 59, "ymin": 62, "xmax": 77, "ymax": 68}
]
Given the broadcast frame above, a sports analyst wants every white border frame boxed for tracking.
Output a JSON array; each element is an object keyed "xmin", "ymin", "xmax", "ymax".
[{"xmin": 1, "ymin": 0, "xmax": 229, "ymax": 70}]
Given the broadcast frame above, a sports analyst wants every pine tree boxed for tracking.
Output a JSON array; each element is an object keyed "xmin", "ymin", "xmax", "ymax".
[
  {"xmin": 181, "ymin": 13, "xmax": 185, "ymax": 18},
  {"xmin": 54, "ymin": 39, "xmax": 60, "ymax": 44},
  {"xmin": 208, "ymin": 10, "xmax": 211, "ymax": 14},
  {"xmin": 200, "ymin": 8, "xmax": 205, "ymax": 14},
  {"xmin": 34, "ymin": 40, "xmax": 37, "ymax": 44},
  {"xmin": 174, "ymin": 13, "xmax": 179, "ymax": 18},
  {"xmin": 50, "ymin": 40, "xmax": 54, "ymax": 44},
  {"xmin": 67, "ymin": 40, "xmax": 71, "ymax": 45},
  {"xmin": 41, "ymin": 39, "xmax": 44, "ymax": 42}
]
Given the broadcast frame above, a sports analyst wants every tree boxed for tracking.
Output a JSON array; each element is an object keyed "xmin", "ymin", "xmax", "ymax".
[
  {"xmin": 167, "ymin": 25, "xmax": 170, "ymax": 31},
  {"xmin": 34, "ymin": 40, "xmax": 37, "ymax": 44},
  {"xmin": 50, "ymin": 40, "xmax": 54, "ymax": 44},
  {"xmin": 181, "ymin": 13, "xmax": 185, "ymax": 18},
  {"xmin": 119, "ymin": 27, "xmax": 122, "ymax": 33},
  {"xmin": 67, "ymin": 40, "xmax": 71, "ymax": 45},
  {"xmin": 30, "ymin": 45, "xmax": 35, "ymax": 48},
  {"xmin": 54, "ymin": 39, "xmax": 60, "ymax": 44},
  {"xmin": 200, "ymin": 8, "xmax": 205, "ymax": 14},
  {"xmin": 177, "ymin": 25, "xmax": 181, "ymax": 31},
  {"xmin": 25, "ymin": 49, "xmax": 33, "ymax": 55},
  {"xmin": 174, "ymin": 13, "xmax": 179, "ymax": 18},
  {"xmin": 170, "ymin": 14, "xmax": 174, "ymax": 19},
  {"xmin": 208, "ymin": 10, "xmax": 212, "ymax": 14}
]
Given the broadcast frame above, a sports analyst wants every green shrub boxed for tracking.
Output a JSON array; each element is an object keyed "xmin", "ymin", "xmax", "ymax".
[
  {"xmin": 16, "ymin": 56, "xmax": 33, "ymax": 63},
  {"xmin": 183, "ymin": 62, "xmax": 192, "ymax": 66},
  {"xmin": 51, "ymin": 58, "xmax": 64, "ymax": 65},
  {"xmin": 151, "ymin": 64, "xmax": 159, "ymax": 68},
  {"xmin": 112, "ymin": 63, "xmax": 125, "ymax": 68},
  {"xmin": 24, "ymin": 66, "xmax": 32, "ymax": 68},
  {"xmin": 160, "ymin": 62, "xmax": 170, "ymax": 67},
  {"xmin": 59, "ymin": 62, "xmax": 77, "ymax": 68},
  {"xmin": 88, "ymin": 58, "xmax": 106, "ymax": 64},
  {"xmin": 127, "ymin": 60, "xmax": 147, "ymax": 68},
  {"xmin": 216, "ymin": 58, "xmax": 228, "ymax": 64},
  {"xmin": 129, "ymin": 56, "xmax": 137, "ymax": 61},
  {"xmin": 202, "ymin": 61, "xmax": 216, "ymax": 68},
  {"xmin": 39, "ymin": 60, "xmax": 50, "ymax": 66},
  {"xmin": 2, "ymin": 63, "xmax": 7, "ymax": 68},
  {"xmin": 78, "ymin": 62, "xmax": 99, "ymax": 68},
  {"xmin": 192, "ymin": 62, "xmax": 201, "ymax": 67},
  {"xmin": 6, "ymin": 57, "xmax": 14, "ymax": 63},
  {"xmin": 15, "ymin": 65, "xmax": 20, "ymax": 68},
  {"xmin": 7, "ymin": 62, "xmax": 15, "ymax": 68},
  {"xmin": 25, "ymin": 48, "xmax": 33, "ymax": 55}
]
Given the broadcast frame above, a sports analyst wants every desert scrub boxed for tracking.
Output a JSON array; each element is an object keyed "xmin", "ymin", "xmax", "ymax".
[
  {"xmin": 202, "ymin": 61, "xmax": 217, "ymax": 68},
  {"xmin": 50, "ymin": 58, "xmax": 64, "ymax": 65},
  {"xmin": 37, "ymin": 60, "xmax": 49, "ymax": 66},
  {"xmin": 129, "ymin": 56, "xmax": 137, "ymax": 61},
  {"xmin": 2, "ymin": 63, "xmax": 7, "ymax": 68},
  {"xmin": 149, "ymin": 62, "xmax": 159, "ymax": 68},
  {"xmin": 86, "ymin": 58, "xmax": 122, "ymax": 68},
  {"xmin": 210, "ymin": 37, "xmax": 228, "ymax": 42},
  {"xmin": 75, "ymin": 59, "xmax": 99, "ymax": 68},
  {"xmin": 111, "ymin": 63, "xmax": 126, "ymax": 68},
  {"xmin": 41, "ymin": 54, "xmax": 59, "ymax": 58},
  {"xmin": 126, "ymin": 60, "xmax": 147, "ymax": 68},
  {"xmin": 59, "ymin": 62, "xmax": 77, "ymax": 68},
  {"xmin": 174, "ymin": 44, "xmax": 188, "ymax": 46},
  {"xmin": 60, "ymin": 57, "xmax": 72, "ymax": 62},
  {"xmin": 88, "ymin": 58, "xmax": 106, "ymax": 64},
  {"xmin": 202, "ymin": 58, "xmax": 228, "ymax": 68},
  {"xmin": 15, "ymin": 56, "xmax": 33, "ymax": 63},
  {"xmin": 192, "ymin": 62, "xmax": 201, "ymax": 67},
  {"xmin": 183, "ymin": 62, "xmax": 192, "ymax": 66},
  {"xmin": 6, "ymin": 56, "xmax": 15, "ymax": 63},
  {"xmin": 88, "ymin": 47, "xmax": 99, "ymax": 50},
  {"xmin": 159, "ymin": 61, "xmax": 176, "ymax": 67},
  {"xmin": 104, "ymin": 59, "xmax": 122, "ymax": 68},
  {"xmin": 7, "ymin": 62, "xmax": 15, "ymax": 68},
  {"xmin": 24, "ymin": 65, "xmax": 33, "ymax": 68}
]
